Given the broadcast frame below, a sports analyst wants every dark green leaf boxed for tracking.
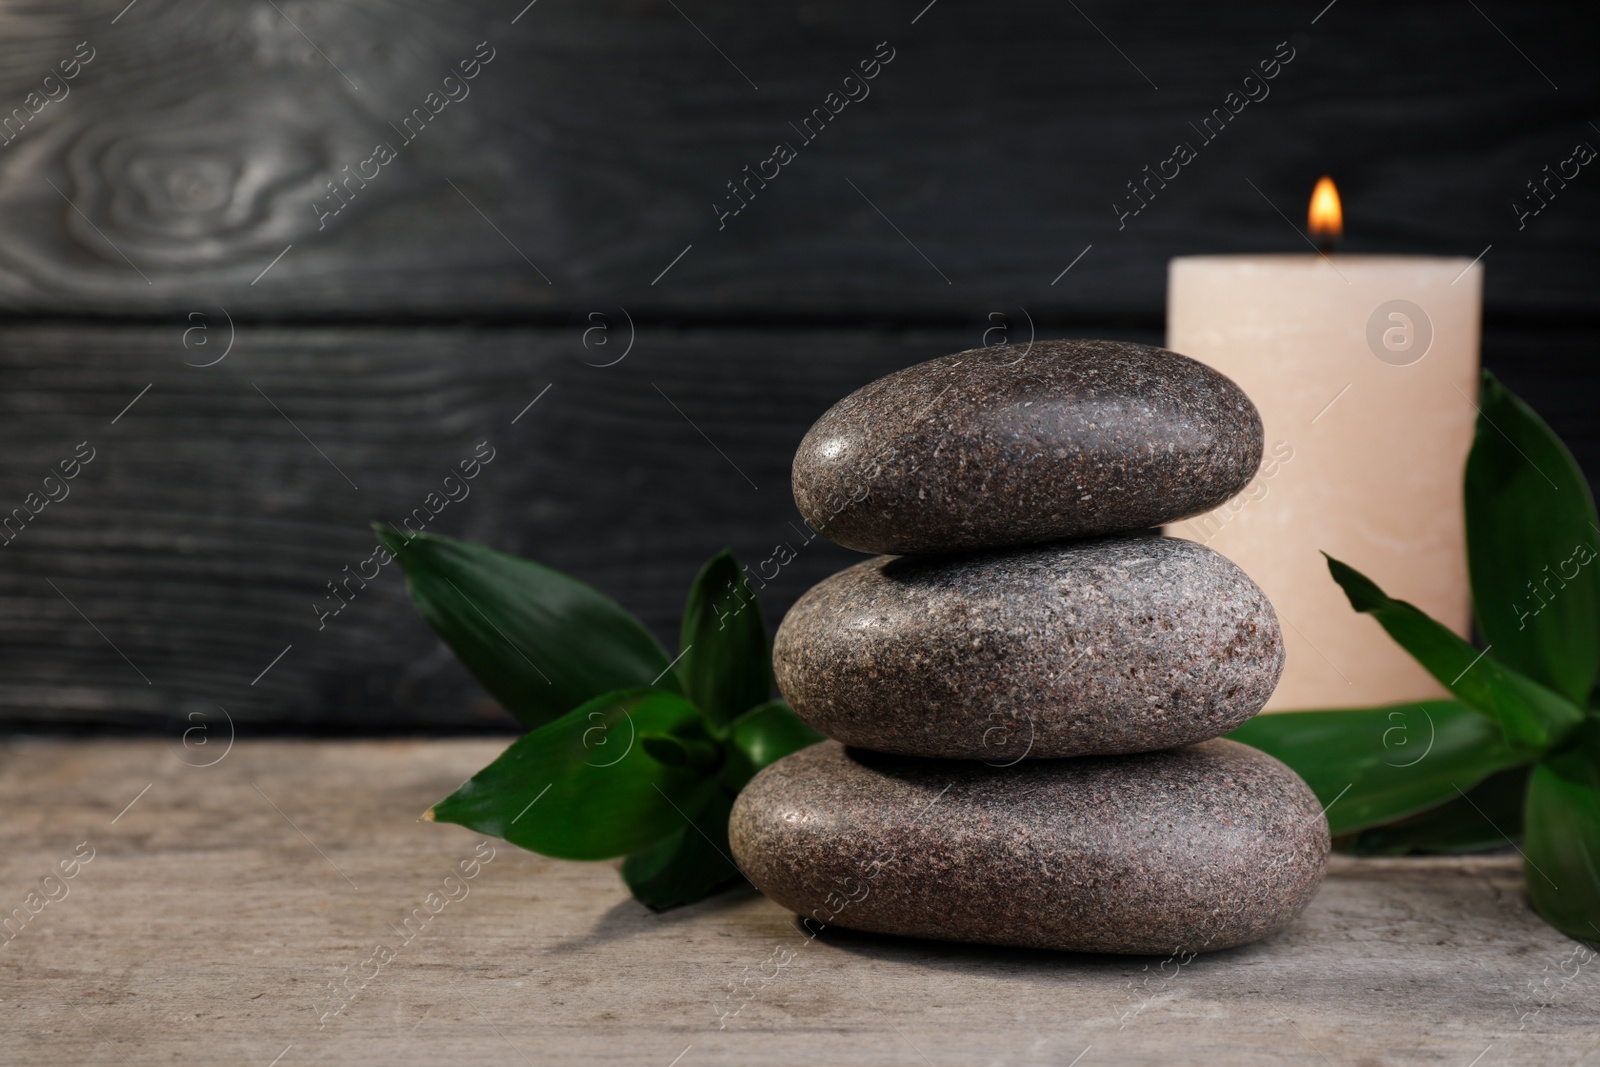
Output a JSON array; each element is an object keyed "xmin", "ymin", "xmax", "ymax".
[
  {"xmin": 1344, "ymin": 766, "xmax": 1530, "ymax": 855},
  {"xmin": 730, "ymin": 700, "xmax": 825, "ymax": 771},
  {"xmin": 677, "ymin": 550, "xmax": 770, "ymax": 726},
  {"xmin": 1227, "ymin": 701, "xmax": 1527, "ymax": 835},
  {"xmin": 1325, "ymin": 554, "xmax": 1583, "ymax": 750},
  {"xmin": 621, "ymin": 788, "xmax": 743, "ymax": 911},
  {"xmin": 639, "ymin": 733, "xmax": 721, "ymax": 771},
  {"xmin": 1524, "ymin": 715, "xmax": 1600, "ymax": 941},
  {"xmin": 1466, "ymin": 371, "xmax": 1600, "ymax": 707},
  {"xmin": 377, "ymin": 526, "xmax": 676, "ymax": 729},
  {"xmin": 428, "ymin": 688, "xmax": 715, "ymax": 860}
]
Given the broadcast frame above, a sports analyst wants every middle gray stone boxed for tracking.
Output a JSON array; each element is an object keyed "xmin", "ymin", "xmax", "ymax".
[{"xmin": 772, "ymin": 535, "xmax": 1284, "ymax": 760}]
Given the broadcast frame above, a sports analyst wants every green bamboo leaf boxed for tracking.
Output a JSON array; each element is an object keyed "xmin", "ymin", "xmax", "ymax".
[
  {"xmin": 730, "ymin": 700, "xmax": 825, "ymax": 771},
  {"xmin": 677, "ymin": 550, "xmax": 770, "ymax": 727},
  {"xmin": 1466, "ymin": 371, "xmax": 1600, "ymax": 707},
  {"xmin": 377, "ymin": 526, "xmax": 676, "ymax": 729},
  {"xmin": 639, "ymin": 733, "xmax": 721, "ymax": 771},
  {"xmin": 1524, "ymin": 715, "xmax": 1600, "ymax": 941},
  {"xmin": 1344, "ymin": 766, "xmax": 1530, "ymax": 855},
  {"xmin": 1325, "ymin": 554, "xmax": 1583, "ymax": 751},
  {"xmin": 621, "ymin": 788, "xmax": 742, "ymax": 911},
  {"xmin": 427, "ymin": 688, "xmax": 716, "ymax": 860},
  {"xmin": 1227, "ymin": 702, "xmax": 1527, "ymax": 835},
  {"xmin": 618, "ymin": 700, "xmax": 818, "ymax": 910}
]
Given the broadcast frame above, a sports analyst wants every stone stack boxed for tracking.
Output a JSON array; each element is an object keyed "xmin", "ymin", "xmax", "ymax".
[{"xmin": 729, "ymin": 340, "xmax": 1330, "ymax": 954}]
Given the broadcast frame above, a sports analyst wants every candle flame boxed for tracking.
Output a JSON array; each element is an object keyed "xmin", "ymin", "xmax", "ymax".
[{"xmin": 1308, "ymin": 176, "xmax": 1342, "ymax": 242}]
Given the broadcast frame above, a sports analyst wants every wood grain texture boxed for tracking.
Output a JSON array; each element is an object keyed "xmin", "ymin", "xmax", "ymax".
[
  {"xmin": 0, "ymin": 738, "xmax": 1593, "ymax": 1066},
  {"xmin": 0, "ymin": 321, "xmax": 1593, "ymax": 731},
  {"xmin": 0, "ymin": 0, "xmax": 1591, "ymax": 318},
  {"xmin": 0, "ymin": 322, "xmax": 984, "ymax": 731}
]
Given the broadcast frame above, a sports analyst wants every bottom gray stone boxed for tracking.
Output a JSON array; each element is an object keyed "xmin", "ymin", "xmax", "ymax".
[{"xmin": 729, "ymin": 739, "xmax": 1329, "ymax": 954}]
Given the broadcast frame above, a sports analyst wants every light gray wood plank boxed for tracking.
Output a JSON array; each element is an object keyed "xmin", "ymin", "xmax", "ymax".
[{"xmin": 0, "ymin": 738, "xmax": 1592, "ymax": 1065}]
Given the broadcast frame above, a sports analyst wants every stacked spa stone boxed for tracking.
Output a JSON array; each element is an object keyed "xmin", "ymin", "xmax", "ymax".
[{"xmin": 729, "ymin": 339, "xmax": 1330, "ymax": 955}]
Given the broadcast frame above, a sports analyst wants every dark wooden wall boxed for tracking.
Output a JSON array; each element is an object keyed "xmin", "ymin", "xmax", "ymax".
[{"xmin": 1, "ymin": 0, "xmax": 1595, "ymax": 732}]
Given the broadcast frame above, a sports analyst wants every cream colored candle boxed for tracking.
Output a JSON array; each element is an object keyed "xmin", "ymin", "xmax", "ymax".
[{"xmin": 1166, "ymin": 253, "xmax": 1483, "ymax": 710}]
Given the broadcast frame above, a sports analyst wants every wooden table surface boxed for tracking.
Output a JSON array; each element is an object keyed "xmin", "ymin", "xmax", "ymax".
[{"xmin": 3, "ymin": 738, "xmax": 1595, "ymax": 1066}]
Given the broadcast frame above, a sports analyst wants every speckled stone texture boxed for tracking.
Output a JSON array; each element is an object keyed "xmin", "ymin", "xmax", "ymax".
[
  {"xmin": 730, "ymin": 739, "xmax": 1329, "ymax": 954},
  {"xmin": 791, "ymin": 339, "xmax": 1263, "ymax": 555},
  {"xmin": 773, "ymin": 535, "xmax": 1283, "ymax": 760}
]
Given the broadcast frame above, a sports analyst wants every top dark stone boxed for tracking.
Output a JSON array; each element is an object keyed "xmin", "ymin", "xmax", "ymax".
[{"xmin": 791, "ymin": 339, "xmax": 1263, "ymax": 555}]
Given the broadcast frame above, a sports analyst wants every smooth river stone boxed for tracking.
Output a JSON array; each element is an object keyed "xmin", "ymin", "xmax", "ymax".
[
  {"xmin": 729, "ymin": 739, "xmax": 1329, "ymax": 954},
  {"xmin": 791, "ymin": 339, "xmax": 1263, "ymax": 555},
  {"xmin": 772, "ymin": 536, "xmax": 1283, "ymax": 760}
]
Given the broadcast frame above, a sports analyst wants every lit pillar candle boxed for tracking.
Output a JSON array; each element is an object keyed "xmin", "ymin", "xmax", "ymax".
[{"xmin": 1165, "ymin": 179, "xmax": 1483, "ymax": 710}]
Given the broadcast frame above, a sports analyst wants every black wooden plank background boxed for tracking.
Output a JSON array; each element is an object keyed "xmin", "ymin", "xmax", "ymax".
[
  {"xmin": 0, "ymin": 0, "xmax": 1595, "ymax": 732},
  {"xmin": 0, "ymin": 0, "xmax": 1595, "ymax": 317}
]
